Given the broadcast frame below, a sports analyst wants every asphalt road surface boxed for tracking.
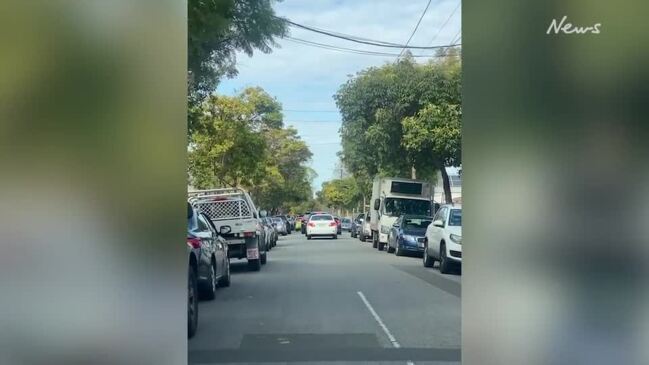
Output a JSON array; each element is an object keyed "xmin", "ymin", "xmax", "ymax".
[{"xmin": 189, "ymin": 231, "xmax": 461, "ymax": 365}]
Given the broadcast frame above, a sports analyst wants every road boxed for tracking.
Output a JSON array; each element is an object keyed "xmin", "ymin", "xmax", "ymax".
[{"xmin": 189, "ymin": 232, "xmax": 461, "ymax": 365}]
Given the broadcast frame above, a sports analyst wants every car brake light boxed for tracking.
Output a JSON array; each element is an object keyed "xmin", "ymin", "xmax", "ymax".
[
  {"xmin": 329, "ymin": 222, "xmax": 337, "ymax": 227},
  {"xmin": 308, "ymin": 222, "xmax": 315, "ymax": 227},
  {"xmin": 187, "ymin": 237, "xmax": 201, "ymax": 249}
]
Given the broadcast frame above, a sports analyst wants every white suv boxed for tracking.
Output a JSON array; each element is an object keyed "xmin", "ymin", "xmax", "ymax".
[{"xmin": 423, "ymin": 204, "xmax": 462, "ymax": 273}]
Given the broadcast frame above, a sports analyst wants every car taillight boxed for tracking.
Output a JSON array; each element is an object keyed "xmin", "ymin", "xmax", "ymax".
[
  {"xmin": 329, "ymin": 222, "xmax": 337, "ymax": 227},
  {"xmin": 187, "ymin": 237, "xmax": 201, "ymax": 249},
  {"xmin": 308, "ymin": 222, "xmax": 315, "ymax": 227},
  {"xmin": 243, "ymin": 231, "xmax": 254, "ymax": 237}
]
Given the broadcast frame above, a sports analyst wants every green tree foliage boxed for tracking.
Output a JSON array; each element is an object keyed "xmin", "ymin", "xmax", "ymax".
[
  {"xmin": 320, "ymin": 177, "xmax": 361, "ymax": 211},
  {"xmin": 189, "ymin": 87, "xmax": 313, "ymax": 212},
  {"xmin": 188, "ymin": 0, "xmax": 287, "ymax": 131},
  {"xmin": 334, "ymin": 53, "xmax": 461, "ymax": 202}
]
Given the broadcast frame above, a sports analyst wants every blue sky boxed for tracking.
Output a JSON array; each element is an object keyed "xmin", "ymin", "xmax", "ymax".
[{"xmin": 218, "ymin": 0, "xmax": 461, "ymax": 191}]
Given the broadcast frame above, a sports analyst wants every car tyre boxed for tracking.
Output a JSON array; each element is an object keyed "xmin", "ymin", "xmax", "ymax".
[
  {"xmin": 423, "ymin": 245, "xmax": 434, "ymax": 268},
  {"xmin": 395, "ymin": 244, "xmax": 403, "ymax": 256},
  {"xmin": 307, "ymin": 235, "xmax": 312, "ymax": 240},
  {"xmin": 188, "ymin": 266, "xmax": 198, "ymax": 339},
  {"xmin": 387, "ymin": 244, "xmax": 395, "ymax": 254},
  {"xmin": 260, "ymin": 251, "xmax": 267, "ymax": 265},
  {"xmin": 372, "ymin": 232, "xmax": 378, "ymax": 248},
  {"xmin": 200, "ymin": 261, "xmax": 217, "ymax": 300},
  {"xmin": 333, "ymin": 234, "xmax": 338, "ymax": 239},
  {"xmin": 218, "ymin": 259, "xmax": 231, "ymax": 287},
  {"xmin": 439, "ymin": 243, "xmax": 451, "ymax": 274}
]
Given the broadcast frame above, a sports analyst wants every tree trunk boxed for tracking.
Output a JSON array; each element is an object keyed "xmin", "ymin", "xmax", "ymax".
[{"xmin": 439, "ymin": 162, "xmax": 452, "ymax": 204}]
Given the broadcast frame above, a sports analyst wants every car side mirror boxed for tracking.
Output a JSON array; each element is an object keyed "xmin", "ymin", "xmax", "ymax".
[
  {"xmin": 220, "ymin": 225, "xmax": 232, "ymax": 235},
  {"xmin": 373, "ymin": 199, "xmax": 380, "ymax": 210},
  {"xmin": 432, "ymin": 220, "xmax": 444, "ymax": 228},
  {"xmin": 393, "ymin": 223, "xmax": 399, "ymax": 227},
  {"xmin": 259, "ymin": 210, "xmax": 267, "ymax": 218}
]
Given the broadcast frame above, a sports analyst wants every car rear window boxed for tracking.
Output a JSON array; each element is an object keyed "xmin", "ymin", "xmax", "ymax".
[
  {"xmin": 342, "ymin": 218, "xmax": 351, "ymax": 223},
  {"xmin": 404, "ymin": 218, "xmax": 432, "ymax": 229},
  {"xmin": 310, "ymin": 215, "xmax": 333, "ymax": 221},
  {"xmin": 272, "ymin": 217, "xmax": 282, "ymax": 222}
]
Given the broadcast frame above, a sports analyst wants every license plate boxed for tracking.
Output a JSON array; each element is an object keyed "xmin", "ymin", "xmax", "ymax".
[
  {"xmin": 227, "ymin": 238, "xmax": 245, "ymax": 245},
  {"xmin": 246, "ymin": 248, "xmax": 259, "ymax": 260}
]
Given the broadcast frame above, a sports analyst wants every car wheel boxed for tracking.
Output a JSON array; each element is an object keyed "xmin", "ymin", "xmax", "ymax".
[
  {"xmin": 439, "ymin": 243, "xmax": 451, "ymax": 274},
  {"xmin": 188, "ymin": 266, "xmax": 198, "ymax": 339},
  {"xmin": 395, "ymin": 243, "xmax": 404, "ymax": 256},
  {"xmin": 200, "ymin": 261, "xmax": 217, "ymax": 300},
  {"xmin": 377, "ymin": 240, "xmax": 385, "ymax": 251},
  {"xmin": 218, "ymin": 258, "xmax": 230, "ymax": 287},
  {"xmin": 260, "ymin": 251, "xmax": 267, "ymax": 265},
  {"xmin": 307, "ymin": 235, "xmax": 312, "ymax": 240},
  {"xmin": 372, "ymin": 232, "xmax": 378, "ymax": 248},
  {"xmin": 333, "ymin": 234, "xmax": 338, "ymax": 239},
  {"xmin": 387, "ymin": 244, "xmax": 395, "ymax": 254},
  {"xmin": 423, "ymin": 245, "xmax": 434, "ymax": 267}
]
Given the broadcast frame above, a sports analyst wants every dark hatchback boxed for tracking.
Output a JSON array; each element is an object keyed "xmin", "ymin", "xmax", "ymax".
[{"xmin": 387, "ymin": 215, "xmax": 433, "ymax": 256}]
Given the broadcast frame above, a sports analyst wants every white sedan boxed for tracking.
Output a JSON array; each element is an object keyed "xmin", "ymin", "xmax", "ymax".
[
  {"xmin": 306, "ymin": 214, "xmax": 338, "ymax": 240},
  {"xmin": 423, "ymin": 204, "xmax": 462, "ymax": 273}
]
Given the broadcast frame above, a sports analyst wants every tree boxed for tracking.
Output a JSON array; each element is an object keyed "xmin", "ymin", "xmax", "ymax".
[
  {"xmin": 189, "ymin": 86, "xmax": 314, "ymax": 212},
  {"xmin": 188, "ymin": 0, "xmax": 287, "ymax": 131},
  {"xmin": 334, "ymin": 54, "xmax": 461, "ymax": 202},
  {"xmin": 402, "ymin": 104, "xmax": 461, "ymax": 203},
  {"xmin": 188, "ymin": 94, "xmax": 268, "ymax": 188},
  {"xmin": 320, "ymin": 178, "xmax": 361, "ymax": 212}
]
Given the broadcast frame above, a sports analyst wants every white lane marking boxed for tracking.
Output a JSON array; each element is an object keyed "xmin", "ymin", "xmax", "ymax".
[
  {"xmin": 357, "ymin": 291, "xmax": 415, "ymax": 365},
  {"xmin": 357, "ymin": 291, "xmax": 401, "ymax": 348}
]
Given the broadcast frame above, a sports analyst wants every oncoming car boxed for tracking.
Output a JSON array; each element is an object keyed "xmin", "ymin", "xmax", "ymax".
[
  {"xmin": 306, "ymin": 214, "xmax": 338, "ymax": 240},
  {"xmin": 423, "ymin": 204, "xmax": 462, "ymax": 274}
]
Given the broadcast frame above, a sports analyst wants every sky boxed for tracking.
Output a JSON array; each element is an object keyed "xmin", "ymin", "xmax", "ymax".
[{"xmin": 218, "ymin": 0, "xmax": 462, "ymax": 191}]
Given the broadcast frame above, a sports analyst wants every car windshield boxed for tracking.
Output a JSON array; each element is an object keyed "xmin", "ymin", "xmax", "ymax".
[
  {"xmin": 272, "ymin": 217, "xmax": 283, "ymax": 223},
  {"xmin": 310, "ymin": 215, "xmax": 333, "ymax": 221},
  {"xmin": 448, "ymin": 209, "xmax": 462, "ymax": 226},
  {"xmin": 342, "ymin": 218, "xmax": 351, "ymax": 223},
  {"xmin": 403, "ymin": 218, "xmax": 432, "ymax": 230},
  {"xmin": 383, "ymin": 198, "xmax": 431, "ymax": 217}
]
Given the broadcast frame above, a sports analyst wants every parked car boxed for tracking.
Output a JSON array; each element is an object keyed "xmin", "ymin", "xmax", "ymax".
[
  {"xmin": 333, "ymin": 216, "xmax": 342, "ymax": 235},
  {"xmin": 301, "ymin": 212, "xmax": 311, "ymax": 234},
  {"xmin": 351, "ymin": 213, "xmax": 364, "ymax": 238},
  {"xmin": 306, "ymin": 213, "xmax": 338, "ymax": 240},
  {"xmin": 341, "ymin": 217, "xmax": 352, "ymax": 231},
  {"xmin": 187, "ymin": 204, "xmax": 200, "ymax": 339},
  {"xmin": 286, "ymin": 215, "xmax": 296, "ymax": 231},
  {"xmin": 359, "ymin": 212, "xmax": 371, "ymax": 242},
  {"xmin": 189, "ymin": 188, "xmax": 267, "ymax": 271},
  {"xmin": 261, "ymin": 217, "xmax": 276, "ymax": 249},
  {"xmin": 278, "ymin": 215, "xmax": 292, "ymax": 234},
  {"xmin": 187, "ymin": 202, "xmax": 231, "ymax": 300},
  {"xmin": 272, "ymin": 216, "xmax": 288, "ymax": 235},
  {"xmin": 423, "ymin": 204, "xmax": 462, "ymax": 274},
  {"xmin": 387, "ymin": 215, "xmax": 433, "ymax": 256}
]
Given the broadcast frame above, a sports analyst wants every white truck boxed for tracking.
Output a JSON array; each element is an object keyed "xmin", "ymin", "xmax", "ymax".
[
  {"xmin": 188, "ymin": 188, "xmax": 267, "ymax": 271},
  {"xmin": 370, "ymin": 176, "xmax": 434, "ymax": 251}
]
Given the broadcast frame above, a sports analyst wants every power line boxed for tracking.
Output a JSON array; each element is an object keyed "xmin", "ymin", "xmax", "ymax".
[
  {"xmin": 285, "ymin": 36, "xmax": 460, "ymax": 58},
  {"xmin": 397, "ymin": 0, "xmax": 433, "ymax": 60},
  {"xmin": 427, "ymin": 1, "xmax": 460, "ymax": 47},
  {"xmin": 277, "ymin": 16, "xmax": 451, "ymax": 49},
  {"xmin": 450, "ymin": 29, "xmax": 462, "ymax": 45}
]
